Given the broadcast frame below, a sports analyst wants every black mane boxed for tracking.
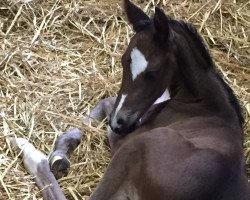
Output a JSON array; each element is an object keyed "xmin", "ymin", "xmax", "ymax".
[
  {"xmin": 174, "ymin": 20, "xmax": 214, "ymax": 69},
  {"xmin": 215, "ymin": 73, "xmax": 245, "ymax": 125},
  {"xmin": 172, "ymin": 20, "xmax": 244, "ymax": 126}
]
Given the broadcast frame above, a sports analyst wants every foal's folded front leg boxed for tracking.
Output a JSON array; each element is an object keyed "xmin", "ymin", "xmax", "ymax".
[
  {"xmin": 84, "ymin": 97, "xmax": 121, "ymax": 148},
  {"xmin": 48, "ymin": 128, "xmax": 83, "ymax": 179},
  {"xmin": 84, "ymin": 97, "xmax": 116, "ymax": 124}
]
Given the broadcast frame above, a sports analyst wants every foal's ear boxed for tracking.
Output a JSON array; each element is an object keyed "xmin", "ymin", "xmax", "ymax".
[
  {"xmin": 124, "ymin": 0, "xmax": 150, "ymax": 32},
  {"xmin": 154, "ymin": 7, "xmax": 170, "ymax": 44}
]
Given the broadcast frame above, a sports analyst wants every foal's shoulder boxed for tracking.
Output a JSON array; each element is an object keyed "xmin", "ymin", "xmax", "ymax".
[{"xmin": 168, "ymin": 116, "xmax": 243, "ymax": 156}]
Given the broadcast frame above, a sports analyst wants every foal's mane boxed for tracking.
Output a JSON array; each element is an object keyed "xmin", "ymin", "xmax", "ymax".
[
  {"xmin": 174, "ymin": 20, "xmax": 214, "ymax": 69},
  {"xmin": 168, "ymin": 19, "xmax": 244, "ymax": 126}
]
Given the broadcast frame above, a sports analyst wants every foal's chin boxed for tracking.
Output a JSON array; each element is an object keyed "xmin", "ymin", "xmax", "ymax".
[{"xmin": 109, "ymin": 120, "xmax": 138, "ymax": 136}]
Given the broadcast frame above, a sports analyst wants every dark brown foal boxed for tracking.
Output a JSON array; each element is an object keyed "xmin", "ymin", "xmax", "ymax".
[{"xmin": 88, "ymin": 0, "xmax": 250, "ymax": 200}]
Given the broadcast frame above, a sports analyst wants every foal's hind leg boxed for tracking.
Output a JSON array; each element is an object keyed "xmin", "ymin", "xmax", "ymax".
[{"xmin": 84, "ymin": 97, "xmax": 121, "ymax": 148}]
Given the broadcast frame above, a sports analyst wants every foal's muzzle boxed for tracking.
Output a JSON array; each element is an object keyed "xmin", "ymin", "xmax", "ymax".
[
  {"xmin": 109, "ymin": 121, "xmax": 137, "ymax": 135},
  {"xmin": 109, "ymin": 113, "xmax": 138, "ymax": 135}
]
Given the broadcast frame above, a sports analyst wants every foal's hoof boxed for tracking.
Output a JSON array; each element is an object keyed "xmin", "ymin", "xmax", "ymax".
[{"xmin": 49, "ymin": 153, "xmax": 70, "ymax": 179}]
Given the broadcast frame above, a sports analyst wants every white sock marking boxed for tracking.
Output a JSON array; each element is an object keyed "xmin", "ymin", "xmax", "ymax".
[
  {"xmin": 50, "ymin": 155, "xmax": 63, "ymax": 165},
  {"xmin": 112, "ymin": 94, "xmax": 127, "ymax": 128},
  {"xmin": 154, "ymin": 89, "xmax": 170, "ymax": 104},
  {"xmin": 50, "ymin": 155, "xmax": 70, "ymax": 166},
  {"xmin": 130, "ymin": 48, "xmax": 148, "ymax": 80}
]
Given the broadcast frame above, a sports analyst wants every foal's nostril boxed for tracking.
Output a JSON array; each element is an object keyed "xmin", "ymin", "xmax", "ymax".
[{"xmin": 117, "ymin": 118, "xmax": 125, "ymax": 126}]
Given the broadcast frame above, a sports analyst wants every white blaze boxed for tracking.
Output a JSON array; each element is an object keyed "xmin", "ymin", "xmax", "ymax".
[
  {"xmin": 112, "ymin": 94, "xmax": 127, "ymax": 128},
  {"xmin": 130, "ymin": 47, "xmax": 148, "ymax": 80}
]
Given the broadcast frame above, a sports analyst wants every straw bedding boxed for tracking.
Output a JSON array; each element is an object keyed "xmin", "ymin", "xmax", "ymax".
[{"xmin": 0, "ymin": 0, "xmax": 249, "ymax": 199}]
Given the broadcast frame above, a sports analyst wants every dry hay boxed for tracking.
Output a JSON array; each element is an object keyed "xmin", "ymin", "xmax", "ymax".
[{"xmin": 0, "ymin": 0, "xmax": 249, "ymax": 199}]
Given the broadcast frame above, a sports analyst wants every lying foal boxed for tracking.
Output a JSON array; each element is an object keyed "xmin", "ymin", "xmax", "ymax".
[{"xmin": 88, "ymin": 0, "xmax": 250, "ymax": 200}]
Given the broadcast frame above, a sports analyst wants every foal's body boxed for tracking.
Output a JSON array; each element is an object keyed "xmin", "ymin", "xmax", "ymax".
[
  {"xmin": 89, "ymin": 1, "xmax": 249, "ymax": 199},
  {"xmin": 90, "ymin": 100, "xmax": 248, "ymax": 200}
]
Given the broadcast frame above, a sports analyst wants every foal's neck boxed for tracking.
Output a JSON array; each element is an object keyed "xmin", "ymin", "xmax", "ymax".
[{"xmin": 169, "ymin": 30, "xmax": 239, "ymax": 127}]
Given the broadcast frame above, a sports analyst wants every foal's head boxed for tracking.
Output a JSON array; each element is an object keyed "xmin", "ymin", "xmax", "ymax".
[{"xmin": 109, "ymin": 0, "xmax": 178, "ymax": 134}]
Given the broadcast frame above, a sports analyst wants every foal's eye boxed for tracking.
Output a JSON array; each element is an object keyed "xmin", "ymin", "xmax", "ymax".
[{"xmin": 144, "ymin": 70, "xmax": 160, "ymax": 81}]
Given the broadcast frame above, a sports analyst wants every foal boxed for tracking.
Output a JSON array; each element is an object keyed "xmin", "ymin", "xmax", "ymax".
[{"xmin": 89, "ymin": 0, "xmax": 249, "ymax": 200}]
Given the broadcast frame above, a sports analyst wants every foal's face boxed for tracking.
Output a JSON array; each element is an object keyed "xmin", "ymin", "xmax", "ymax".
[{"xmin": 109, "ymin": 0, "xmax": 177, "ymax": 134}]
